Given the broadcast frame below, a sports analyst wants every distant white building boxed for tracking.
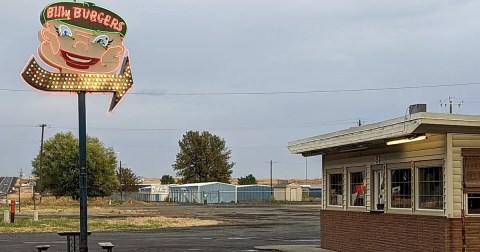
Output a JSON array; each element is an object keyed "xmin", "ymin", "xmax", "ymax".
[
  {"xmin": 138, "ymin": 184, "xmax": 169, "ymax": 194},
  {"xmin": 137, "ymin": 184, "xmax": 169, "ymax": 201}
]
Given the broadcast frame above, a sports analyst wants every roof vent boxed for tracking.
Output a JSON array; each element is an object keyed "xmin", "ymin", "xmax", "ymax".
[{"xmin": 408, "ymin": 104, "xmax": 427, "ymax": 115}]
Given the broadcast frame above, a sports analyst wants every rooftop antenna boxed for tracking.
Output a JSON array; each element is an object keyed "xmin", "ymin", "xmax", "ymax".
[{"xmin": 440, "ymin": 97, "xmax": 463, "ymax": 114}]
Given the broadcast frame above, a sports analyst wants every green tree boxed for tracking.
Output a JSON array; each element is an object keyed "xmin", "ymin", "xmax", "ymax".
[
  {"xmin": 31, "ymin": 132, "xmax": 119, "ymax": 199},
  {"xmin": 117, "ymin": 166, "xmax": 139, "ymax": 203},
  {"xmin": 238, "ymin": 174, "xmax": 257, "ymax": 185},
  {"xmin": 117, "ymin": 166, "xmax": 139, "ymax": 192},
  {"xmin": 173, "ymin": 131, "xmax": 235, "ymax": 183},
  {"xmin": 161, "ymin": 175, "xmax": 176, "ymax": 184}
]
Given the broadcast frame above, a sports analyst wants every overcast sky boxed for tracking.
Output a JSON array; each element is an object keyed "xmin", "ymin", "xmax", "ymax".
[{"xmin": 1, "ymin": 0, "xmax": 480, "ymax": 180}]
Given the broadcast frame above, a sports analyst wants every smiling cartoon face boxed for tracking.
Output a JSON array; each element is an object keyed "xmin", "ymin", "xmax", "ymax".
[
  {"xmin": 37, "ymin": 2, "xmax": 128, "ymax": 74},
  {"xmin": 38, "ymin": 20, "xmax": 125, "ymax": 73}
]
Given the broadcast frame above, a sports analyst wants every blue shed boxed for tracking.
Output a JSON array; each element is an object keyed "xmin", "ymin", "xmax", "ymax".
[
  {"xmin": 169, "ymin": 182, "xmax": 236, "ymax": 204},
  {"xmin": 308, "ymin": 186, "xmax": 322, "ymax": 199},
  {"xmin": 236, "ymin": 185, "xmax": 271, "ymax": 202}
]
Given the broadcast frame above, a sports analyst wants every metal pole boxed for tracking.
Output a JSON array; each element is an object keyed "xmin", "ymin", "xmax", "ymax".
[
  {"xmin": 270, "ymin": 160, "xmax": 273, "ymax": 196},
  {"xmin": 32, "ymin": 184, "xmax": 36, "ymax": 210},
  {"xmin": 38, "ymin": 124, "xmax": 46, "ymax": 204},
  {"xmin": 305, "ymin": 158, "xmax": 308, "ymax": 185},
  {"xmin": 449, "ymin": 97, "xmax": 453, "ymax": 114},
  {"xmin": 18, "ymin": 169, "xmax": 22, "ymax": 212},
  {"xmin": 119, "ymin": 160, "xmax": 123, "ymax": 203},
  {"xmin": 78, "ymin": 92, "xmax": 88, "ymax": 252}
]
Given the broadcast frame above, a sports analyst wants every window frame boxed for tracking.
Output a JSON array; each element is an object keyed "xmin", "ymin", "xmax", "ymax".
[
  {"xmin": 466, "ymin": 194, "xmax": 480, "ymax": 216},
  {"xmin": 326, "ymin": 169, "xmax": 344, "ymax": 207},
  {"xmin": 415, "ymin": 165, "xmax": 444, "ymax": 212},
  {"xmin": 347, "ymin": 167, "xmax": 366, "ymax": 208},
  {"xmin": 387, "ymin": 163, "xmax": 413, "ymax": 211},
  {"xmin": 462, "ymin": 149, "xmax": 480, "ymax": 216}
]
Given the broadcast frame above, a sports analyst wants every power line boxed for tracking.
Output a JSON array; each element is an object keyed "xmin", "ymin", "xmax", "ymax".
[
  {"xmin": 0, "ymin": 141, "xmax": 39, "ymax": 145},
  {"xmin": 2, "ymin": 82, "xmax": 480, "ymax": 96},
  {"xmin": 115, "ymin": 144, "xmax": 288, "ymax": 149},
  {"xmin": 0, "ymin": 88, "xmax": 30, "ymax": 92},
  {"xmin": 46, "ymin": 119, "xmax": 358, "ymax": 132},
  {"xmin": 130, "ymin": 82, "xmax": 480, "ymax": 95},
  {"xmin": 0, "ymin": 124, "xmax": 39, "ymax": 128}
]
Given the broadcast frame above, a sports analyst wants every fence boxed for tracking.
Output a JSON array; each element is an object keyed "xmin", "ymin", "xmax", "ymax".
[
  {"xmin": 111, "ymin": 190, "xmax": 321, "ymax": 204},
  {"xmin": 110, "ymin": 192, "xmax": 169, "ymax": 202}
]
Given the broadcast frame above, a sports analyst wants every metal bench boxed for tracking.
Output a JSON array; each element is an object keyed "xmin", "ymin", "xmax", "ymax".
[
  {"xmin": 36, "ymin": 245, "xmax": 50, "ymax": 251},
  {"xmin": 98, "ymin": 242, "xmax": 115, "ymax": 252}
]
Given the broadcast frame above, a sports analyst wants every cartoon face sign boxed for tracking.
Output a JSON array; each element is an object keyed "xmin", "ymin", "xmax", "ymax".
[{"xmin": 37, "ymin": 2, "xmax": 128, "ymax": 74}]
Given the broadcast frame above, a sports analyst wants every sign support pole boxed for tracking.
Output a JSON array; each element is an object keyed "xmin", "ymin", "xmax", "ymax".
[{"xmin": 78, "ymin": 91, "xmax": 88, "ymax": 252}]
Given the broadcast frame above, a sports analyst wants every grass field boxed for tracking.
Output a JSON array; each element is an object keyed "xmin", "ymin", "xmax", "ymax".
[
  {"xmin": 0, "ymin": 216, "xmax": 220, "ymax": 233},
  {"xmin": 0, "ymin": 195, "xmax": 220, "ymax": 233}
]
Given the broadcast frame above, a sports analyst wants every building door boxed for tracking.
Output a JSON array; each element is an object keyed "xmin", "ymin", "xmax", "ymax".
[
  {"xmin": 290, "ymin": 188, "xmax": 297, "ymax": 201},
  {"xmin": 372, "ymin": 168, "xmax": 385, "ymax": 210}
]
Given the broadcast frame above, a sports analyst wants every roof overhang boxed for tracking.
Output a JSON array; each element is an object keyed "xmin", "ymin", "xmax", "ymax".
[{"xmin": 288, "ymin": 112, "xmax": 480, "ymax": 156}]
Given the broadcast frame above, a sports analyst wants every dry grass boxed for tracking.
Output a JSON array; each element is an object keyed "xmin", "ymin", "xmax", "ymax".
[
  {"xmin": 0, "ymin": 217, "xmax": 220, "ymax": 233},
  {"xmin": 1, "ymin": 196, "xmax": 174, "ymax": 215},
  {"xmin": 0, "ymin": 196, "xmax": 220, "ymax": 233}
]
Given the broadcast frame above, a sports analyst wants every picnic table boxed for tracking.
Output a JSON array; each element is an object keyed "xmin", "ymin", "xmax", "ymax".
[{"xmin": 57, "ymin": 231, "xmax": 91, "ymax": 252}]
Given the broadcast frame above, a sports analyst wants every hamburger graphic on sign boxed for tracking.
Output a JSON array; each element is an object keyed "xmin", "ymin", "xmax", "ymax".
[{"xmin": 21, "ymin": 1, "xmax": 133, "ymax": 111}]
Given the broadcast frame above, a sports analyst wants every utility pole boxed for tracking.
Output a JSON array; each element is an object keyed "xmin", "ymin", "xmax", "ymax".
[
  {"xmin": 18, "ymin": 169, "xmax": 22, "ymax": 212},
  {"xmin": 440, "ymin": 97, "xmax": 463, "ymax": 114},
  {"xmin": 305, "ymin": 158, "xmax": 308, "ymax": 185},
  {"xmin": 449, "ymin": 98, "xmax": 452, "ymax": 114},
  {"xmin": 37, "ymin": 123, "xmax": 47, "ymax": 203},
  {"xmin": 267, "ymin": 160, "xmax": 278, "ymax": 197},
  {"xmin": 119, "ymin": 160, "xmax": 123, "ymax": 203},
  {"xmin": 270, "ymin": 160, "xmax": 273, "ymax": 196}
]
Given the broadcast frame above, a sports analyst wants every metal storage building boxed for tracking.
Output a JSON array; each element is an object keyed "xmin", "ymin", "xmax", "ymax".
[
  {"xmin": 308, "ymin": 186, "xmax": 322, "ymax": 199},
  {"xmin": 169, "ymin": 182, "xmax": 236, "ymax": 204},
  {"xmin": 236, "ymin": 185, "xmax": 271, "ymax": 202}
]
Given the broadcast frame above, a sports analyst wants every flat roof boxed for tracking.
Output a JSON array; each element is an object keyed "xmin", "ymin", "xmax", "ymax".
[
  {"xmin": 236, "ymin": 184, "xmax": 271, "ymax": 188},
  {"xmin": 169, "ymin": 182, "xmax": 234, "ymax": 187},
  {"xmin": 288, "ymin": 112, "xmax": 480, "ymax": 155}
]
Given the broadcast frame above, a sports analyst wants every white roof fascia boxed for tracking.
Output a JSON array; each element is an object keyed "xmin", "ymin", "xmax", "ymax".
[
  {"xmin": 288, "ymin": 115, "xmax": 420, "ymax": 154},
  {"xmin": 288, "ymin": 112, "xmax": 480, "ymax": 154},
  {"xmin": 417, "ymin": 113, "xmax": 480, "ymax": 128}
]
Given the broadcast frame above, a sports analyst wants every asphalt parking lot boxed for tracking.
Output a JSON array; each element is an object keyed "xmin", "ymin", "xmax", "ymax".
[{"xmin": 0, "ymin": 204, "xmax": 320, "ymax": 251}]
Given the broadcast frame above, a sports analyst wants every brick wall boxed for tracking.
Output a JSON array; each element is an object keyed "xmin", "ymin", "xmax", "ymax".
[
  {"xmin": 445, "ymin": 217, "xmax": 480, "ymax": 251},
  {"xmin": 321, "ymin": 210, "xmax": 480, "ymax": 252}
]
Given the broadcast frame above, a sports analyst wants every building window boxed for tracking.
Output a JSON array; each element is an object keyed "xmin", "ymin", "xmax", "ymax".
[
  {"xmin": 462, "ymin": 149, "xmax": 480, "ymax": 215},
  {"xmin": 328, "ymin": 173, "xmax": 343, "ymax": 206},
  {"xmin": 390, "ymin": 169, "xmax": 411, "ymax": 208},
  {"xmin": 468, "ymin": 194, "xmax": 480, "ymax": 214},
  {"xmin": 418, "ymin": 167, "xmax": 443, "ymax": 210},
  {"xmin": 350, "ymin": 171, "xmax": 365, "ymax": 206}
]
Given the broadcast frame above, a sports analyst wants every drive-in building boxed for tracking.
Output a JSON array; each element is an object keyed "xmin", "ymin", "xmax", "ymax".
[{"xmin": 288, "ymin": 107, "xmax": 480, "ymax": 252}]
